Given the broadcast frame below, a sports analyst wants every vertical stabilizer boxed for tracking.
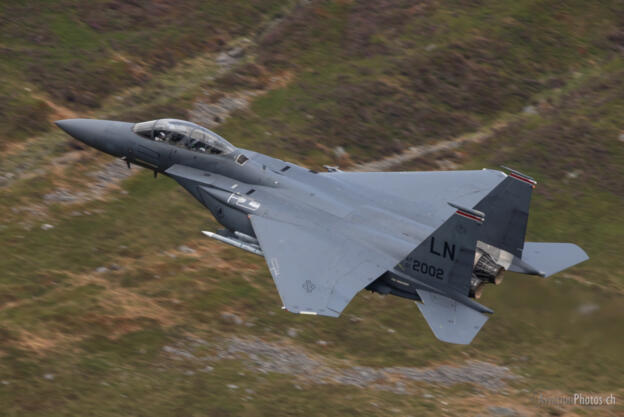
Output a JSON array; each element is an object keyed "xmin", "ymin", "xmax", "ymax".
[
  {"xmin": 395, "ymin": 203, "xmax": 492, "ymax": 344},
  {"xmin": 397, "ymin": 203, "xmax": 484, "ymax": 297},
  {"xmin": 474, "ymin": 167, "xmax": 536, "ymax": 257}
]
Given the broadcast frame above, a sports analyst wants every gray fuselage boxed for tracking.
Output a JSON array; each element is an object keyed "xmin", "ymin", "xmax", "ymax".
[{"xmin": 55, "ymin": 118, "xmax": 450, "ymax": 302}]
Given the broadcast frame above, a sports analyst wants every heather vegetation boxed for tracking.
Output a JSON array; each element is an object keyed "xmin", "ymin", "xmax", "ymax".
[{"xmin": 0, "ymin": 1, "xmax": 623, "ymax": 416}]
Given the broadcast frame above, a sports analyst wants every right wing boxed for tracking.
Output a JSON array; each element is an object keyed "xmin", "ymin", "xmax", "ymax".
[{"xmin": 249, "ymin": 215, "xmax": 399, "ymax": 317}]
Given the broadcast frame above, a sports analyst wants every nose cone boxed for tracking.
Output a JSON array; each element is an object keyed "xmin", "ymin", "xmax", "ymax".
[
  {"xmin": 55, "ymin": 119, "xmax": 97, "ymax": 143},
  {"xmin": 55, "ymin": 119, "xmax": 133, "ymax": 157}
]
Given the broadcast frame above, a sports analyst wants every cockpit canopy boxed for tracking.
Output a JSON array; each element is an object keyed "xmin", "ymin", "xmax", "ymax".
[{"xmin": 132, "ymin": 119, "xmax": 236, "ymax": 155}]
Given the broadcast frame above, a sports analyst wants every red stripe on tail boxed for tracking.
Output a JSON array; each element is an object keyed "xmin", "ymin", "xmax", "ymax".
[
  {"xmin": 509, "ymin": 172, "xmax": 536, "ymax": 187},
  {"xmin": 456, "ymin": 210, "xmax": 483, "ymax": 223}
]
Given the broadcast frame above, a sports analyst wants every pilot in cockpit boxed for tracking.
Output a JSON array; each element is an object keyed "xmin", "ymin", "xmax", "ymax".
[{"xmin": 155, "ymin": 131, "xmax": 167, "ymax": 141}]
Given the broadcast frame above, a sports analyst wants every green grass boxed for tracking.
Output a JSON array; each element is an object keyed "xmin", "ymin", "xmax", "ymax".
[
  {"xmin": 1, "ymin": 1, "xmax": 623, "ymax": 416},
  {"xmin": 212, "ymin": 0, "xmax": 624, "ymax": 167},
  {"xmin": 0, "ymin": 0, "xmax": 296, "ymax": 145}
]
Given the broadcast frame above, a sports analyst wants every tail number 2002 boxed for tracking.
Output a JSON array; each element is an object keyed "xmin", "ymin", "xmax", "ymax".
[{"xmin": 412, "ymin": 259, "xmax": 444, "ymax": 280}]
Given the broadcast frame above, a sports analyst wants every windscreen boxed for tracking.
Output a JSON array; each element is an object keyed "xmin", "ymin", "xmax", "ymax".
[{"xmin": 132, "ymin": 119, "xmax": 235, "ymax": 155}]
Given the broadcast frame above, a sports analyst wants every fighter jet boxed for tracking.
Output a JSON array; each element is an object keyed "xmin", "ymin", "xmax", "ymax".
[{"xmin": 55, "ymin": 118, "xmax": 588, "ymax": 344}]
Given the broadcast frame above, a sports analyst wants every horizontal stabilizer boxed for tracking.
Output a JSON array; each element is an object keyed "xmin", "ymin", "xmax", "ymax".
[
  {"xmin": 415, "ymin": 289, "xmax": 489, "ymax": 345},
  {"xmin": 509, "ymin": 242, "xmax": 589, "ymax": 278}
]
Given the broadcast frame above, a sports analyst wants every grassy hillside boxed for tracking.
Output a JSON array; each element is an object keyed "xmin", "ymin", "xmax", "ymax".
[
  {"xmin": 0, "ymin": 0, "xmax": 294, "ymax": 146},
  {"xmin": 1, "ymin": 1, "xmax": 623, "ymax": 416}
]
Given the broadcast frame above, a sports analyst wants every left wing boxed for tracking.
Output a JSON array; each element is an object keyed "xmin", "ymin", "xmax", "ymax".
[
  {"xmin": 249, "ymin": 215, "xmax": 397, "ymax": 317},
  {"xmin": 325, "ymin": 169, "xmax": 506, "ymax": 226}
]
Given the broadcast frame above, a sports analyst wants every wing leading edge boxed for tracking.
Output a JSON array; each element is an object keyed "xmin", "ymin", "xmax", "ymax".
[{"xmin": 249, "ymin": 215, "xmax": 397, "ymax": 317}]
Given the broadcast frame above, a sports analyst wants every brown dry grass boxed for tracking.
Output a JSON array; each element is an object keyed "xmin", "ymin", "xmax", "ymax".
[
  {"xmin": 35, "ymin": 95, "xmax": 80, "ymax": 122},
  {"xmin": 2, "ymin": 237, "xmax": 253, "ymax": 354},
  {"xmin": 14, "ymin": 329, "xmax": 83, "ymax": 355}
]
